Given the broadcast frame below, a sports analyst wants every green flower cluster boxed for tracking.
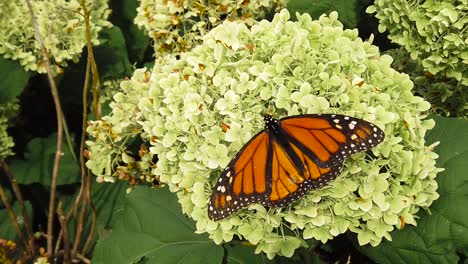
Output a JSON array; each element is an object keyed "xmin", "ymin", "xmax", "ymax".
[
  {"xmin": 86, "ymin": 70, "xmax": 155, "ymax": 184},
  {"xmin": 86, "ymin": 10, "xmax": 441, "ymax": 257},
  {"xmin": 134, "ymin": 0, "xmax": 286, "ymax": 55},
  {"xmin": 386, "ymin": 48, "xmax": 467, "ymax": 117},
  {"xmin": 0, "ymin": 0, "xmax": 111, "ymax": 73},
  {"xmin": 0, "ymin": 102, "xmax": 19, "ymax": 160},
  {"xmin": 367, "ymin": 0, "xmax": 468, "ymax": 85}
]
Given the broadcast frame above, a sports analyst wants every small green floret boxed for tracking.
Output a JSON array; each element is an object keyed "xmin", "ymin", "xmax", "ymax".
[{"xmin": 0, "ymin": 102, "xmax": 19, "ymax": 160}]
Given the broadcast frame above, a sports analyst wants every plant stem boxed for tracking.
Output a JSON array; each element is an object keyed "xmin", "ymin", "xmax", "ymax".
[
  {"xmin": 76, "ymin": 253, "xmax": 91, "ymax": 264},
  {"xmin": 57, "ymin": 202, "xmax": 71, "ymax": 264},
  {"xmin": 24, "ymin": 0, "xmax": 64, "ymax": 256},
  {"xmin": 70, "ymin": 0, "xmax": 101, "ymax": 255},
  {"xmin": 0, "ymin": 161, "xmax": 35, "ymax": 255},
  {"xmin": 0, "ymin": 183, "xmax": 29, "ymax": 253}
]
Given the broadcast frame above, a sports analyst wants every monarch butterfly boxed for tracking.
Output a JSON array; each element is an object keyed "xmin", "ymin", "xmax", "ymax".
[{"xmin": 208, "ymin": 114, "xmax": 385, "ymax": 220}]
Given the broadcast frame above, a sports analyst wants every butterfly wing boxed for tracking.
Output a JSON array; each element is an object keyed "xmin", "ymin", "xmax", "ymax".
[
  {"xmin": 208, "ymin": 131, "xmax": 272, "ymax": 220},
  {"xmin": 265, "ymin": 114, "xmax": 384, "ymax": 207},
  {"xmin": 208, "ymin": 114, "xmax": 385, "ymax": 220},
  {"xmin": 279, "ymin": 114, "xmax": 385, "ymax": 168},
  {"xmin": 267, "ymin": 138, "xmax": 344, "ymax": 207}
]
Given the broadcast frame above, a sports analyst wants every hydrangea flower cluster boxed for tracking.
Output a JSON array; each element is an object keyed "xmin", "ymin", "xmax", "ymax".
[
  {"xmin": 367, "ymin": 0, "xmax": 468, "ymax": 85},
  {"xmin": 385, "ymin": 48, "xmax": 467, "ymax": 117},
  {"xmin": 0, "ymin": 0, "xmax": 111, "ymax": 73},
  {"xmin": 86, "ymin": 10, "xmax": 441, "ymax": 257},
  {"xmin": 86, "ymin": 70, "xmax": 155, "ymax": 184},
  {"xmin": 134, "ymin": 0, "xmax": 286, "ymax": 55},
  {"xmin": 0, "ymin": 102, "xmax": 19, "ymax": 160}
]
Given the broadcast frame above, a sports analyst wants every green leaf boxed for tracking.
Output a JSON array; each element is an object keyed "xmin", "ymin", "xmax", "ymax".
[
  {"xmin": 92, "ymin": 186, "xmax": 224, "ymax": 264},
  {"xmin": 358, "ymin": 116, "xmax": 468, "ymax": 263},
  {"xmin": 95, "ymin": 26, "xmax": 134, "ymax": 80},
  {"xmin": 287, "ymin": 0, "xmax": 361, "ymax": 28},
  {"xmin": 61, "ymin": 180, "xmax": 128, "ymax": 251},
  {"xmin": 8, "ymin": 133, "xmax": 80, "ymax": 186},
  {"xmin": 0, "ymin": 57, "xmax": 31, "ymax": 103},
  {"xmin": 0, "ymin": 201, "xmax": 32, "ymax": 242},
  {"xmin": 109, "ymin": 0, "xmax": 151, "ymax": 63},
  {"xmin": 225, "ymin": 244, "xmax": 272, "ymax": 264}
]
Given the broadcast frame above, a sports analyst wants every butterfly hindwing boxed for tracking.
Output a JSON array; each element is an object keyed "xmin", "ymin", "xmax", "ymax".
[{"xmin": 267, "ymin": 138, "xmax": 344, "ymax": 207}]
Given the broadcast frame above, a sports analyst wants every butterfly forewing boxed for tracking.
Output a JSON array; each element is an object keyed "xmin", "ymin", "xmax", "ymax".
[
  {"xmin": 208, "ymin": 131, "xmax": 272, "ymax": 221},
  {"xmin": 280, "ymin": 114, "xmax": 384, "ymax": 167}
]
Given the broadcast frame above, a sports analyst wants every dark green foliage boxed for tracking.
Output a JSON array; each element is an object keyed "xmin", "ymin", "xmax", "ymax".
[
  {"xmin": 0, "ymin": 57, "xmax": 31, "ymax": 104},
  {"xmin": 108, "ymin": 0, "xmax": 152, "ymax": 64},
  {"xmin": 94, "ymin": 26, "xmax": 134, "ymax": 80},
  {"xmin": 0, "ymin": 201, "xmax": 32, "ymax": 245},
  {"xmin": 287, "ymin": 0, "xmax": 361, "ymax": 28},
  {"xmin": 92, "ymin": 186, "xmax": 224, "ymax": 264},
  {"xmin": 9, "ymin": 133, "xmax": 80, "ymax": 186}
]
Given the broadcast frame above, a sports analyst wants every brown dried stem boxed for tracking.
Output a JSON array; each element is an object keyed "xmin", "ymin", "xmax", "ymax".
[
  {"xmin": 81, "ymin": 174, "xmax": 96, "ymax": 255},
  {"xmin": 24, "ymin": 0, "xmax": 65, "ymax": 256},
  {"xmin": 71, "ymin": 180, "xmax": 89, "ymax": 254},
  {"xmin": 54, "ymin": 229, "xmax": 63, "ymax": 256},
  {"xmin": 76, "ymin": 252, "xmax": 91, "ymax": 264},
  {"xmin": 0, "ymin": 183, "xmax": 28, "ymax": 253},
  {"xmin": 57, "ymin": 202, "xmax": 71, "ymax": 264},
  {"xmin": 0, "ymin": 161, "xmax": 34, "ymax": 254},
  {"xmin": 69, "ymin": 0, "xmax": 100, "ymax": 256}
]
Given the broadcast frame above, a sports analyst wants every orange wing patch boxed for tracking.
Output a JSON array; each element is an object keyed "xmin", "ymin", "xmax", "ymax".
[
  {"xmin": 281, "ymin": 117, "xmax": 332, "ymax": 129},
  {"xmin": 232, "ymin": 132, "xmax": 269, "ymax": 195},
  {"xmin": 268, "ymin": 136, "xmax": 342, "ymax": 207},
  {"xmin": 281, "ymin": 122, "xmax": 348, "ymax": 165},
  {"xmin": 208, "ymin": 132, "xmax": 271, "ymax": 220},
  {"xmin": 270, "ymin": 141, "xmax": 302, "ymax": 201}
]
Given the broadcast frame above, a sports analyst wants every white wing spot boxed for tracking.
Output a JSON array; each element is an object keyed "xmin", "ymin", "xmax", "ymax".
[
  {"xmin": 336, "ymin": 124, "xmax": 343, "ymax": 129},
  {"xmin": 351, "ymin": 134, "xmax": 358, "ymax": 140},
  {"xmin": 349, "ymin": 123, "xmax": 355, "ymax": 130},
  {"xmin": 220, "ymin": 186, "xmax": 226, "ymax": 193}
]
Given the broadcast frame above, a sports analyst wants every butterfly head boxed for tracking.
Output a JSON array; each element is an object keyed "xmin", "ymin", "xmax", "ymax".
[{"xmin": 263, "ymin": 114, "xmax": 281, "ymax": 133}]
